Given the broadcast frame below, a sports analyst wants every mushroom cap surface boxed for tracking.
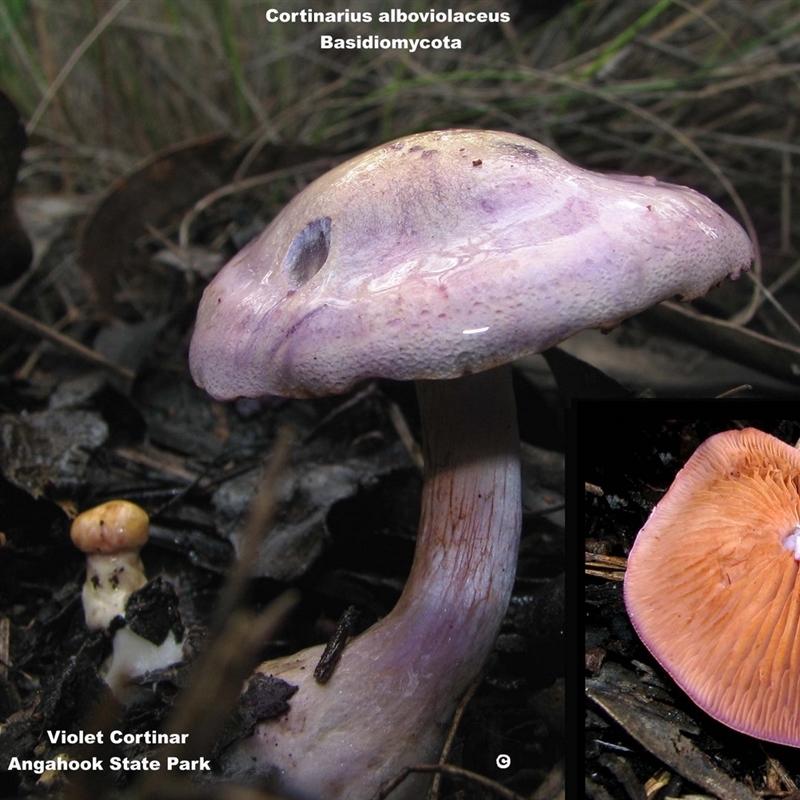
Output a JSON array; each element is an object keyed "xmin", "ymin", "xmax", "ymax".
[
  {"xmin": 624, "ymin": 428, "xmax": 800, "ymax": 746},
  {"xmin": 190, "ymin": 129, "xmax": 753, "ymax": 399},
  {"xmin": 71, "ymin": 500, "xmax": 150, "ymax": 554}
]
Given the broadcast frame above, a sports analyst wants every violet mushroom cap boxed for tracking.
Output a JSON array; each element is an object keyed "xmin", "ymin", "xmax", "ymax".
[
  {"xmin": 625, "ymin": 428, "xmax": 800, "ymax": 746},
  {"xmin": 189, "ymin": 129, "xmax": 752, "ymax": 401},
  {"xmin": 189, "ymin": 129, "xmax": 753, "ymax": 799}
]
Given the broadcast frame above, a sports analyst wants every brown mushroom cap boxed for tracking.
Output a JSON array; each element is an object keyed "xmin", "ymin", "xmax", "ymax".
[
  {"xmin": 189, "ymin": 129, "xmax": 753, "ymax": 400},
  {"xmin": 70, "ymin": 500, "xmax": 150, "ymax": 554},
  {"xmin": 624, "ymin": 428, "xmax": 800, "ymax": 745}
]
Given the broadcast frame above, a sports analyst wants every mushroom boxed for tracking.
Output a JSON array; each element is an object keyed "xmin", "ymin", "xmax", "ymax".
[
  {"xmin": 70, "ymin": 499, "xmax": 150, "ymax": 631},
  {"xmin": 625, "ymin": 427, "xmax": 800, "ymax": 746},
  {"xmin": 70, "ymin": 500, "xmax": 185, "ymax": 700},
  {"xmin": 189, "ymin": 129, "xmax": 753, "ymax": 798}
]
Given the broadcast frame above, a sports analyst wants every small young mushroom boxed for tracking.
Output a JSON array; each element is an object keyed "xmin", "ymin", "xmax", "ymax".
[
  {"xmin": 625, "ymin": 428, "xmax": 800, "ymax": 746},
  {"xmin": 189, "ymin": 130, "xmax": 753, "ymax": 797},
  {"xmin": 70, "ymin": 500, "xmax": 185, "ymax": 700},
  {"xmin": 70, "ymin": 500, "xmax": 150, "ymax": 631}
]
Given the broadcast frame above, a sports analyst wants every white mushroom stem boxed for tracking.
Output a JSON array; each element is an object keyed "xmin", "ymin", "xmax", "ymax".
[
  {"xmin": 225, "ymin": 366, "xmax": 522, "ymax": 799},
  {"xmin": 83, "ymin": 551, "xmax": 147, "ymax": 630},
  {"xmin": 102, "ymin": 625, "xmax": 185, "ymax": 702}
]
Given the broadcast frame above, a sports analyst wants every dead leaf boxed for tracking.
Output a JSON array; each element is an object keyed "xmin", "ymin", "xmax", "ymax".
[
  {"xmin": 0, "ymin": 409, "xmax": 108, "ymax": 498},
  {"xmin": 586, "ymin": 663, "xmax": 760, "ymax": 800},
  {"xmin": 647, "ymin": 301, "xmax": 800, "ymax": 387},
  {"xmin": 78, "ymin": 134, "xmax": 327, "ymax": 315},
  {"xmin": 214, "ymin": 441, "xmax": 411, "ymax": 581},
  {"xmin": 78, "ymin": 134, "xmax": 237, "ymax": 311}
]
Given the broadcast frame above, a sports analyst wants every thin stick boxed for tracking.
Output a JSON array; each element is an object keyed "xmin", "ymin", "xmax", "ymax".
[
  {"xmin": 27, "ymin": 0, "xmax": 132, "ymax": 135},
  {"xmin": 376, "ymin": 763, "xmax": 527, "ymax": 800},
  {"xmin": 0, "ymin": 299, "xmax": 135, "ymax": 381},
  {"xmin": 212, "ymin": 428, "xmax": 294, "ymax": 632},
  {"xmin": 178, "ymin": 158, "xmax": 338, "ymax": 249},
  {"xmin": 428, "ymin": 678, "xmax": 482, "ymax": 798}
]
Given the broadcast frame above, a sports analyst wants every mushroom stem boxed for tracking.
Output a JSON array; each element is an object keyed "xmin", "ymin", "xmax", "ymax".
[
  {"xmin": 225, "ymin": 365, "xmax": 522, "ymax": 798},
  {"xmin": 396, "ymin": 365, "xmax": 522, "ymax": 674}
]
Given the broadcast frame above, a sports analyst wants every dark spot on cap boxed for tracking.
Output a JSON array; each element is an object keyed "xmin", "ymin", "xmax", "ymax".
[
  {"xmin": 283, "ymin": 217, "xmax": 331, "ymax": 289},
  {"xmin": 507, "ymin": 144, "xmax": 540, "ymax": 161}
]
